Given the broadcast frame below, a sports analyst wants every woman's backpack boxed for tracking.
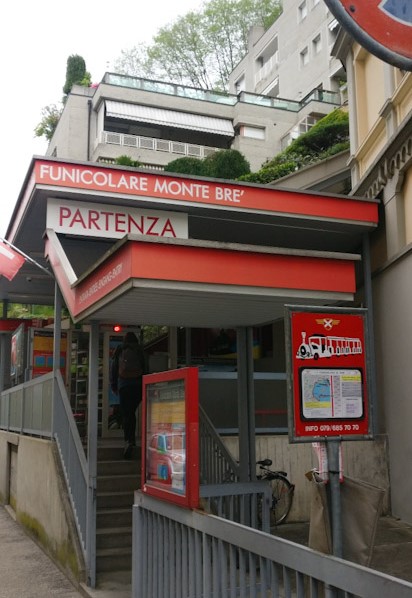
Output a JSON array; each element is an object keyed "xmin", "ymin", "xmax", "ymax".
[{"xmin": 118, "ymin": 346, "xmax": 144, "ymax": 378}]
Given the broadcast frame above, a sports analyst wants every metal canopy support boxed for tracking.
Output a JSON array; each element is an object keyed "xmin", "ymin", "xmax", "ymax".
[
  {"xmin": 52, "ymin": 284, "xmax": 62, "ymax": 435},
  {"xmin": 236, "ymin": 327, "xmax": 256, "ymax": 481},
  {"xmin": 86, "ymin": 320, "xmax": 99, "ymax": 588}
]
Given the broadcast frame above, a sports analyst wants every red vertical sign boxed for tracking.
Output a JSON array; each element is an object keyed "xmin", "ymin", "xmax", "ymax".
[{"xmin": 287, "ymin": 308, "xmax": 371, "ymax": 441}]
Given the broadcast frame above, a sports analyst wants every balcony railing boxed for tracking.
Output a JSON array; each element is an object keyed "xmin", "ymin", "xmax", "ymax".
[
  {"xmin": 102, "ymin": 73, "xmax": 341, "ymax": 111},
  {"xmin": 255, "ymin": 52, "xmax": 279, "ymax": 86},
  {"xmin": 100, "ymin": 131, "xmax": 219, "ymax": 160},
  {"xmin": 104, "ymin": 73, "xmax": 236, "ymax": 105}
]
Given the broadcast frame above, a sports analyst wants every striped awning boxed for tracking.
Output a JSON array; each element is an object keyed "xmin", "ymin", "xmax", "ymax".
[{"xmin": 105, "ymin": 100, "xmax": 234, "ymax": 137}]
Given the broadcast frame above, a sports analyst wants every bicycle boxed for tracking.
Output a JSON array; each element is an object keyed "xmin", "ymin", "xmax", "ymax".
[{"xmin": 256, "ymin": 458, "xmax": 295, "ymax": 526}]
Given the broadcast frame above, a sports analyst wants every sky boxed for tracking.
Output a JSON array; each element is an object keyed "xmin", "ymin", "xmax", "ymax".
[{"xmin": 0, "ymin": 0, "xmax": 204, "ymax": 237}]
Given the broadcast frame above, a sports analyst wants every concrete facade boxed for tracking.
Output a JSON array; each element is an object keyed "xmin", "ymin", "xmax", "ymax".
[
  {"xmin": 228, "ymin": 0, "xmax": 344, "ymax": 102},
  {"xmin": 0, "ymin": 431, "xmax": 85, "ymax": 583}
]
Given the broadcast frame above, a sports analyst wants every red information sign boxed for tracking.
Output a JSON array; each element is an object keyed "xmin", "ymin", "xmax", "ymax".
[
  {"xmin": 142, "ymin": 367, "xmax": 199, "ymax": 508},
  {"xmin": 324, "ymin": 0, "xmax": 412, "ymax": 70},
  {"xmin": 286, "ymin": 307, "xmax": 371, "ymax": 442}
]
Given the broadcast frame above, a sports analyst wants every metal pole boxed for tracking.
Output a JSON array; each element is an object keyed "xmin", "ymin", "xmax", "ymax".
[
  {"xmin": 52, "ymin": 284, "xmax": 62, "ymax": 435},
  {"xmin": 326, "ymin": 439, "xmax": 343, "ymax": 559},
  {"xmin": 246, "ymin": 327, "xmax": 256, "ymax": 479},
  {"xmin": 86, "ymin": 320, "xmax": 99, "ymax": 588},
  {"xmin": 362, "ymin": 233, "xmax": 378, "ymax": 434},
  {"xmin": 237, "ymin": 327, "xmax": 250, "ymax": 482},
  {"xmin": 237, "ymin": 327, "xmax": 255, "ymax": 481},
  {"xmin": 185, "ymin": 328, "xmax": 191, "ymax": 366}
]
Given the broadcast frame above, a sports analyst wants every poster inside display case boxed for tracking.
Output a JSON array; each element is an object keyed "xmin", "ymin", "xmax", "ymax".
[{"xmin": 142, "ymin": 367, "xmax": 199, "ymax": 508}]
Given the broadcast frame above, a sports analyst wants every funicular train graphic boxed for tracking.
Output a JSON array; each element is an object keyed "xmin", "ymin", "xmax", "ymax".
[{"xmin": 297, "ymin": 331, "xmax": 363, "ymax": 360}]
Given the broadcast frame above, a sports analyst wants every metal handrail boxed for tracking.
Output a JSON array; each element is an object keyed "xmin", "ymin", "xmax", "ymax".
[{"xmin": 199, "ymin": 404, "xmax": 240, "ymax": 485}]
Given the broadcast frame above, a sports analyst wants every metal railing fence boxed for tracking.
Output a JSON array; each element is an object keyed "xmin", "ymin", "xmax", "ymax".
[
  {"xmin": 133, "ymin": 491, "xmax": 412, "ymax": 598},
  {"xmin": 101, "ymin": 131, "xmax": 218, "ymax": 159},
  {"xmin": 199, "ymin": 405, "xmax": 240, "ymax": 485},
  {"xmin": 200, "ymin": 481, "xmax": 271, "ymax": 534},
  {"xmin": 0, "ymin": 373, "xmax": 53, "ymax": 436},
  {"xmin": 0, "ymin": 372, "xmax": 87, "ymax": 556}
]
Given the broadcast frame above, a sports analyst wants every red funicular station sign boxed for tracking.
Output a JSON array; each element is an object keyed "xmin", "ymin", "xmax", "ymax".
[{"xmin": 286, "ymin": 306, "xmax": 372, "ymax": 443}]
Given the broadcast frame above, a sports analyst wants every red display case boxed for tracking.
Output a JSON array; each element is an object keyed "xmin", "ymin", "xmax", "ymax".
[{"xmin": 142, "ymin": 367, "xmax": 199, "ymax": 508}]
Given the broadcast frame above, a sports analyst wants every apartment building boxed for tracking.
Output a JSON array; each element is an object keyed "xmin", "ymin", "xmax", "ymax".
[
  {"xmin": 228, "ymin": 0, "xmax": 346, "ymax": 149},
  {"xmin": 47, "ymin": 73, "xmax": 341, "ymax": 174}
]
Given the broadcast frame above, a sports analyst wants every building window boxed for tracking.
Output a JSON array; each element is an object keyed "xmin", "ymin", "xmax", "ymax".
[
  {"xmin": 240, "ymin": 126, "xmax": 265, "ymax": 140},
  {"xmin": 299, "ymin": 1, "xmax": 308, "ymax": 21},
  {"xmin": 300, "ymin": 47, "xmax": 309, "ymax": 67},
  {"xmin": 235, "ymin": 75, "xmax": 245, "ymax": 94},
  {"xmin": 312, "ymin": 34, "xmax": 322, "ymax": 54}
]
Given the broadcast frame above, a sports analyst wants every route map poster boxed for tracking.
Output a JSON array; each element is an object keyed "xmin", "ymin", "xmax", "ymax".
[
  {"xmin": 285, "ymin": 306, "xmax": 372, "ymax": 442},
  {"xmin": 142, "ymin": 367, "xmax": 199, "ymax": 508}
]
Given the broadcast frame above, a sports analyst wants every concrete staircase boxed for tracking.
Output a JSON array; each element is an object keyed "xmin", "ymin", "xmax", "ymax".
[{"xmin": 96, "ymin": 440, "xmax": 141, "ymax": 574}]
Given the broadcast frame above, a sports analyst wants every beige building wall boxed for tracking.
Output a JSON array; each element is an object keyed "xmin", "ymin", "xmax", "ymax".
[
  {"xmin": 404, "ymin": 168, "xmax": 412, "ymax": 245},
  {"xmin": 334, "ymin": 32, "xmax": 412, "ymax": 523}
]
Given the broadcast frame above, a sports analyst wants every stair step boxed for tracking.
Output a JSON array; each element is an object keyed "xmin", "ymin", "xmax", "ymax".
[
  {"xmin": 96, "ymin": 526, "xmax": 132, "ymax": 550},
  {"xmin": 97, "ymin": 474, "xmax": 141, "ymax": 493},
  {"xmin": 97, "ymin": 507, "xmax": 132, "ymax": 528},
  {"xmin": 96, "ymin": 546, "xmax": 132, "ymax": 573},
  {"xmin": 97, "ymin": 444, "xmax": 141, "ymax": 461},
  {"xmin": 97, "ymin": 460, "xmax": 140, "ymax": 476},
  {"xmin": 97, "ymin": 491, "xmax": 135, "ymax": 509}
]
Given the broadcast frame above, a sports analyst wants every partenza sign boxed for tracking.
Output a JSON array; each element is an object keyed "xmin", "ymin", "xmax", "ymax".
[
  {"xmin": 46, "ymin": 198, "xmax": 188, "ymax": 240},
  {"xmin": 324, "ymin": 0, "xmax": 412, "ymax": 70}
]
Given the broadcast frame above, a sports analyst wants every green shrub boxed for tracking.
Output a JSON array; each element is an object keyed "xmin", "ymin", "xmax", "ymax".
[
  {"xmin": 239, "ymin": 162, "xmax": 297, "ymax": 184},
  {"xmin": 242, "ymin": 109, "xmax": 349, "ymax": 184},
  {"xmin": 115, "ymin": 155, "xmax": 141, "ymax": 167},
  {"xmin": 165, "ymin": 150, "xmax": 250, "ymax": 179},
  {"xmin": 202, "ymin": 149, "xmax": 250, "ymax": 179},
  {"xmin": 164, "ymin": 157, "xmax": 206, "ymax": 175}
]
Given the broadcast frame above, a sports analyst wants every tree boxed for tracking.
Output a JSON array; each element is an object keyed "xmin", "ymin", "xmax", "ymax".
[
  {"xmin": 34, "ymin": 104, "xmax": 63, "ymax": 142},
  {"xmin": 35, "ymin": 54, "xmax": 92, "ymax": 142},
  {"xmin": 114, "ymin": 0, "xmax": 282, "ymax": 90},
  {"xmin": 63, "ymin": 54, "xmax": 91, "ymax": 97}
]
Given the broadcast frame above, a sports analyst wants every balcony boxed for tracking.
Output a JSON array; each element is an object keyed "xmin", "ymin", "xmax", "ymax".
[
  {"xmin": 98, "ymin": 131, "xmax": 219, "ymax": 162},
  {"xmin": 254, "ymin": 52, "xmax": 279, "ymax": 86}
]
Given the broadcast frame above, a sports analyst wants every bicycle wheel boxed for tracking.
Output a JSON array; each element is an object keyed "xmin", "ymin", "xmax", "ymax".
[{"xmin": 269, "ymin": 475, "xmax": 294, "ymax": 525}]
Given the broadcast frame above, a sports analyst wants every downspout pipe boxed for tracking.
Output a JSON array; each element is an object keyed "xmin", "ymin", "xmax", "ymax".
[
  {"xmin": 363, "ymin": 233, "xmax": 378, "ymax": 435},
  {"xmin": 87, "ymin": 100, "xmax": 92, "ymax": 161}
]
